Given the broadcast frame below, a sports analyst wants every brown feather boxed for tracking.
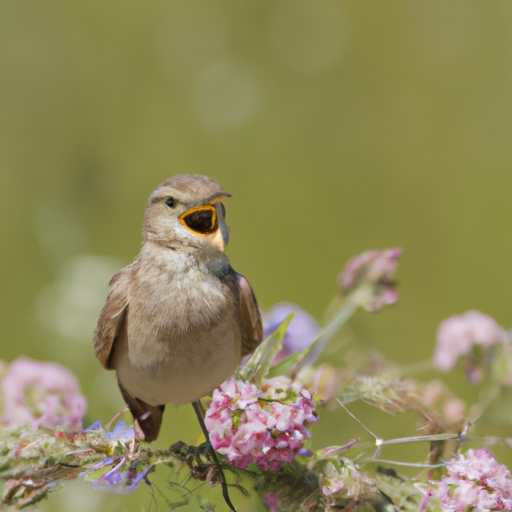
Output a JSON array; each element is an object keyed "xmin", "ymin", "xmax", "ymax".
[
  {"xmin": 93, "ymin": 267, "xmax": 131, "ymax": 370},
  {"xmin": 236, "ymin": 273, "xmax": 263, "ymax": 356},
  {"xmin": 118, "ymin": 380, "xmax": 165, "ymax": 443}
]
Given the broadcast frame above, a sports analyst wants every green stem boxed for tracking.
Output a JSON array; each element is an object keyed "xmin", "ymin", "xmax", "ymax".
[{"xmin": 289, "ymin": 296, "xmax": 358, "ymax": 375}]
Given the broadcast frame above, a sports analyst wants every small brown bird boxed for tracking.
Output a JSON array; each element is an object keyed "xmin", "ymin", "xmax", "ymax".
[{"xmin": 94, "ymin": 174, "xmax": 262, "ymax": 442}]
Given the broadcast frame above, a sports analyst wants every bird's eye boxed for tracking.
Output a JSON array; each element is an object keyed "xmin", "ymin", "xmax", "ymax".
[{"xmin": 165, "ymin": 197, "xmax": 176, "ymax": 208}]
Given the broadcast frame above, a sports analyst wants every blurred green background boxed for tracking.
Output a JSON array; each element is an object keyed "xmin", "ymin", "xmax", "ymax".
[{"xmin": 2, "ymin": 0, "xmax": 512, "ymax": 510}]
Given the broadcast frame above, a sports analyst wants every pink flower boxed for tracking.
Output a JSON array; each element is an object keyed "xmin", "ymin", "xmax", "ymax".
[
  {"xmin": 338, "ymin": 248, "xmax": 402, "ymax": 312},
  {"xmin": 319, "ymin": 459, "xmax": 378, "ymax": 501},
  {"xmin": 298, "ymin": 363, "xmax": 339, "ymax": 404},
  {"xmin": 205, "ymin": 376, "xmax": 318, "ymax": 471},
  {"xmin": 420, "ymin": 380, "xmax": 466, "ymax": 425},
  {"xmin": 443, "ymin": 398, "xmax": 465, "ymax": 425},
  {"xmin": 322, "ymin": 480, "xmax": 345, "ymax": 496},
  {"xmin": 1, "ymin": 356, "xmax": 87, "ymax": 429},
  {"xmin": 432, "ymin": 448, "xmax": 512, "ymax": 511},
  {"xmin": 433, "ymin": 311, "xmax": 507, "ymax": 382}
]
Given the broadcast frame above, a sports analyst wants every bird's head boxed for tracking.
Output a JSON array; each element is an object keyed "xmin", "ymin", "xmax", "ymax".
[{"xmin": 143, "ymin": 174, "xmax": 231, "ymax": 253}]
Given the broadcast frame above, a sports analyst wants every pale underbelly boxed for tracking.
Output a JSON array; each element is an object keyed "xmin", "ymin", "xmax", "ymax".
[{"xmin": 115, "ymin": 328, "xmax": 241, "ymax": 406}]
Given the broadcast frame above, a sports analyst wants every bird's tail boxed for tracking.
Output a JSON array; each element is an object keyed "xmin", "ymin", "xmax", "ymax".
[{"xmin": 117, "ymin": 380, "xmax": 165, "ymax": 442}]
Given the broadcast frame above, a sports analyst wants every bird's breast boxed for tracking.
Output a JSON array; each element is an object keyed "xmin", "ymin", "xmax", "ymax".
[
  {"xmin": 113, "ymin": 248, "xmax": 242, "ymax": 406},
  {"xmin": 132, "ymin": 247, "xmax": 231, "ymax": 330}
]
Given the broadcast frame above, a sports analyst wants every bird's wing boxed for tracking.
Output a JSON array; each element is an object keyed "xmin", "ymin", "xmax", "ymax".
[
  {"xmin": 118, "ymin": 379, "xmax": 165, "ymax": 442},
  {"xmin": 93, "ymin": 266, "xmax": 131, "ymax": 370},
  {"xmin": 236, "ymin": 273, "xmax": 263, "ymax": 356}
]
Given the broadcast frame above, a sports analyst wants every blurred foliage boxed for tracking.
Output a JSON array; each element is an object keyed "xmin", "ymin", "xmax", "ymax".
[{"xmin": 2, "ymin": 0, "xmax": 512, "ymax": 510}]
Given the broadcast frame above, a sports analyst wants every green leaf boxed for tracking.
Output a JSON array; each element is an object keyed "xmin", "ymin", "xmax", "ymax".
[
  {"xmin": 238, "ymin": 313, "xmax": 294, "ymax": 384},
  {"xmin": 247, "ymin": 462, "xmax": 262, "ymax": 474},
  {"xmin": 266, "ymin": 351, "xmax": 303, "ymax": 378}
]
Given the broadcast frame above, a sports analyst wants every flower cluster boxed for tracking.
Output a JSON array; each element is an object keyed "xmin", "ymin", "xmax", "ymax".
[
  {"xmin": 338, "ymin": 248, "xmax": 401, "ymax": 312},
  {"xmin": 205, "ymin": 376, "xmax": 318, "ymax": 471},
  {"xmin": 433, "ymin": 310, "xmax": 508, "ymax": 383},
  {"xmin": 0, "ymin": 356, "xmax": 87, "ymax": 429},
  {"xmin": 430, "ymin": 448, "xmax": 512, "ymax": 511}
]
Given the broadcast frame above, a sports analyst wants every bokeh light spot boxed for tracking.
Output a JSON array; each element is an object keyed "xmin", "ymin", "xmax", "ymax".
[
  {"xmin": 269, "ymin": 0, "xmax": 350, "ymax": 74},
  {"xmin": 193, "ymin": 59, "xmax": 258, "ymax": 130},
  {"xmin": 408, "ymin": 0, "xmax": 481, "ymax": 63},
  {"xmin": 155, "ymin": 1, "xmax": 228, "ymax": 81},
  {"xmin": 37, "ymin": 255, "xmax": 124, "ymax": 342}
]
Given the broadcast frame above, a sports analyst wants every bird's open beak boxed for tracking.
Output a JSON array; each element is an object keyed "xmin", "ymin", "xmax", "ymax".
[
  {"xmin": 178, "ymin": 196, "xmax": 230, "ymax": 252},
  {"xmin": 179, "ymin": 205, "xmax": 218, "ymax": 235},
  {"xmin": 215, "ymin": 201, "xmax": 230, "ymax": 248}
]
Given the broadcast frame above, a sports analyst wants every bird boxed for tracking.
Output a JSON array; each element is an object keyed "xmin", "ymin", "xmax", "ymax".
[{"xmin": 93, "ymin": 174, "xmax": 263, "ymax": 443}]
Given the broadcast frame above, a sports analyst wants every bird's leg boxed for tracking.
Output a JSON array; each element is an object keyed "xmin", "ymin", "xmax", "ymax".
[{"xmin": 192, "ymin": 401, "xmax": 236, "ymax": 512}]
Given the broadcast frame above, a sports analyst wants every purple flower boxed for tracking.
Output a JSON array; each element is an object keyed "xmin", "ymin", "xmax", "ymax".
[
  {"xmin": 432, "ymin": 448, "xmax": 512, "ymax": 511},
  {"xmin": 315, "ymin": 440, "xmax": 358, "ymax": 459},
  {"xmin": 80, "ymin": 421, "xmax": 151, "ymax": 494},
  {"xmin": 338, "ymin": 249, "xmax": 402, "ymax": 312},
  {"xmin": 1, "ymin": 356, "xmax": 87, "ymax": 429},
  {"xmin": 87, "ymin": 457, "xmax": 152, "ymax": 494},
  {"xmin": 205, "ymin": 376, "xmax": 318, "ymax": 471},
  {"xmin": 79, "ymin": 457, "xmax": 114, "ymax": 477},
  {"xmin": 263, "ymin": 492, "xmax": 280, "ymax": 512},
  {"xmin": 263, "ymin": 303, "xmax": 320, "ymax": 365},
  {"xmin": 433, "ymin": 311, "xmax": 508, "ymax": 383},
  {"xmin": 105, "ymin": 421, "xmax": 136, "ymax": 444}
]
